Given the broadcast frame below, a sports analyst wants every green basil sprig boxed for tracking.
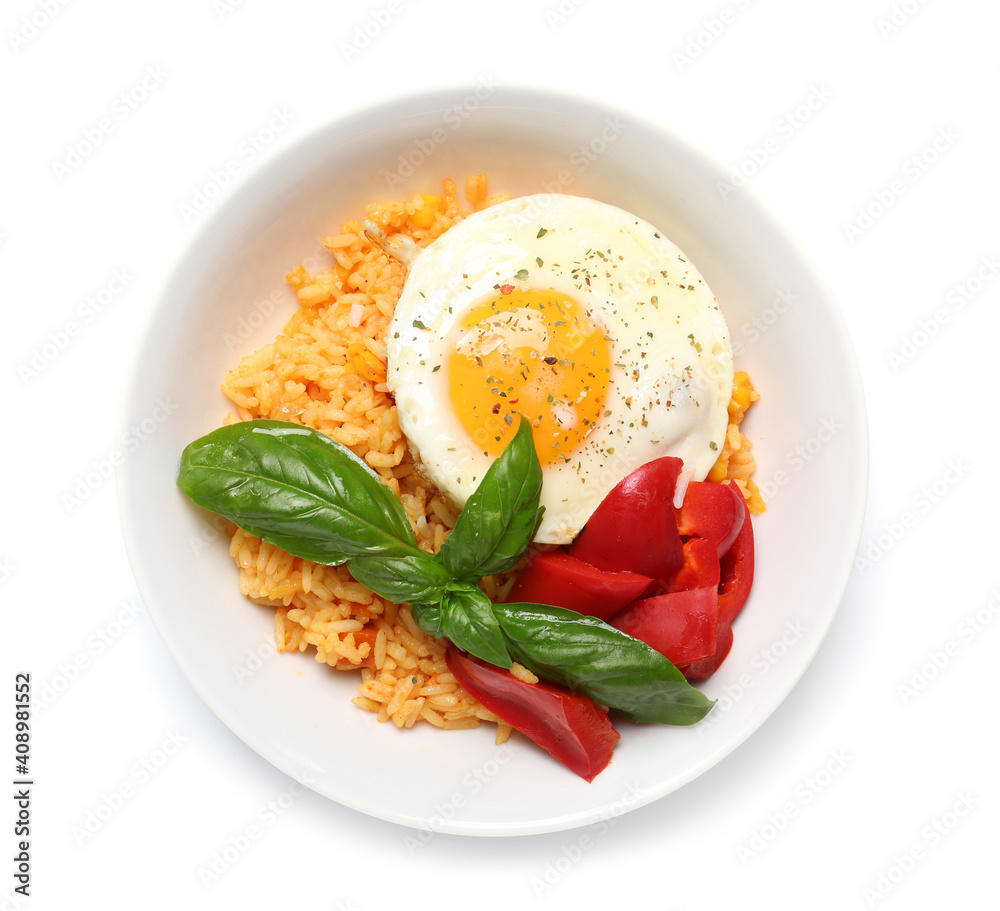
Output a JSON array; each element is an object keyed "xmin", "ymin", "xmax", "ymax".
[
  {"xmin": 438, "ymin": 419, "xmax": 544, "ymax": 582},
  {"xmin": 410, "ymin": 585, "xmax": 509, "ymax": 671},
  {"xmin": 176, "ymin": 415, "xmax": 715, "ymax": 724},
  {"xmin": 177, "ymin": 418, "xmax": 514, "ymax": 669},
  {"xmin": 493, "ymin": 602, "xmax": 715, "ymax": 725},
  {"xmin": 176, "ymin": 420, "xmax": 420, "ymax": 565}
]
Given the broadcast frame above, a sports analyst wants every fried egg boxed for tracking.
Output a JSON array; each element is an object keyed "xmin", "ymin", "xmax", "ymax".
[{"xmin": 386, "ymin": 193, "xmax": 733, "ymax": 544}]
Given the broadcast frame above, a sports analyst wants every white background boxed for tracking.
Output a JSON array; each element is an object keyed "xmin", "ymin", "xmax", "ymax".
[{"xmin": 4, "ymin": 0, "xmax": 997, "ymax": 908}]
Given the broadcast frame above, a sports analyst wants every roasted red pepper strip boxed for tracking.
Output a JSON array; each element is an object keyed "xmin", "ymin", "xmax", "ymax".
[
  {"xmin": 445, "ymin": 648, "xmax": 620, "ymax": 782},
  {"xmin": 681, "ymin": 484, "xmax": 754, "ymax": 680},
  {"xmin": 569, "ymin": 456, "xmax": 684, "ymax": 588},
  {"xmin": 506, "ymin": 551, "xmax": 652, "ymax": 621}
]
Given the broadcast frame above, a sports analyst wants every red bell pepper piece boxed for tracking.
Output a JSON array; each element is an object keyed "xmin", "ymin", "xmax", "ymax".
[
  {"xmin": 569, "ymin": 456, "xmax": 684, "ymax": 588},
  {"xmin": 679, "ymin": 625, "xmax": 734, "ymax": 680},
  {"xmin": 675, "ymin": 481, "xmax": 745, "ymax": 556},
  {"xmin": 506, "ymin": 551, "xmax": 653, "ymax": 621},
  {"xmin": 681, "ymin": 485, "xmax": 754, "ymax": 680},
  {"xmin": 716, "ymin": 485, "xmax": 755, "ymax": 624},
  {"xmin": 445, "ymin": 648, "xmax": 620, "ymax": 782},
  {"xmin": 608, "ymin": 588, "xmax": 719, "ymax": 665},
  {"xmin": 664, "ymin": 537, "xmax": 721, "ymax": 594}
]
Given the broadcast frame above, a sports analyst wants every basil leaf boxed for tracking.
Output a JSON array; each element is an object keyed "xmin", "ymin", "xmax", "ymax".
[
  {"xmin": 439, "ymin": 416, "xmax": 544, "ymax": 581},
  {"xmin": 493, "ymin": 602, "xmax": 716, "ymax": 725},
  {"xmin": 412, "ymin": 585, "xmax": 512, "ymax": 668},
  {"xmin": 347, "ymin": 553, "xmax": 450, "ymax": 604},
  {"xmin": 177, "ymin": 420, "xmax": 422, "ymax": 565}
]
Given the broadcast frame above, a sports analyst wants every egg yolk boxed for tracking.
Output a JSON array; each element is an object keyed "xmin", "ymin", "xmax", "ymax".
[{"xmin": 448, "ymin": 288, "xmax": 611, "ymax": 466}]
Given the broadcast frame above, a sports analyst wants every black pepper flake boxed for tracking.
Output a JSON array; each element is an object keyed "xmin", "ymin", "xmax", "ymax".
[{"xmin": 543, "ymin": 356, "xmax": 558, "ymax": 365}]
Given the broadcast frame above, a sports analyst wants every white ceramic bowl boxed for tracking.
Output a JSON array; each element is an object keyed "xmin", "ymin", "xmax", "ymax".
[{"xmin": 117, "ymin": 86, "xmax": 868, "ymax": 835}]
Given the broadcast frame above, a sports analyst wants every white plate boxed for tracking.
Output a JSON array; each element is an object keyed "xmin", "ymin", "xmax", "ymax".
[{"xmin": 117, "ymin": 86, "xmax": 868, "ymax": 835}]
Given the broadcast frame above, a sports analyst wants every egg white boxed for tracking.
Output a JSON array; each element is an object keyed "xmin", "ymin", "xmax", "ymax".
[{"xmin": 386, "ymin": 194, "xmax": 733, "ymax": 544}]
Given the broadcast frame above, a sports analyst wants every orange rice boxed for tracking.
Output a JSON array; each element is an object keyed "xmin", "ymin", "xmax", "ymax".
[{"xmin": 218, "ymin": 174, "xmax": 762, "ymax": 736}]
